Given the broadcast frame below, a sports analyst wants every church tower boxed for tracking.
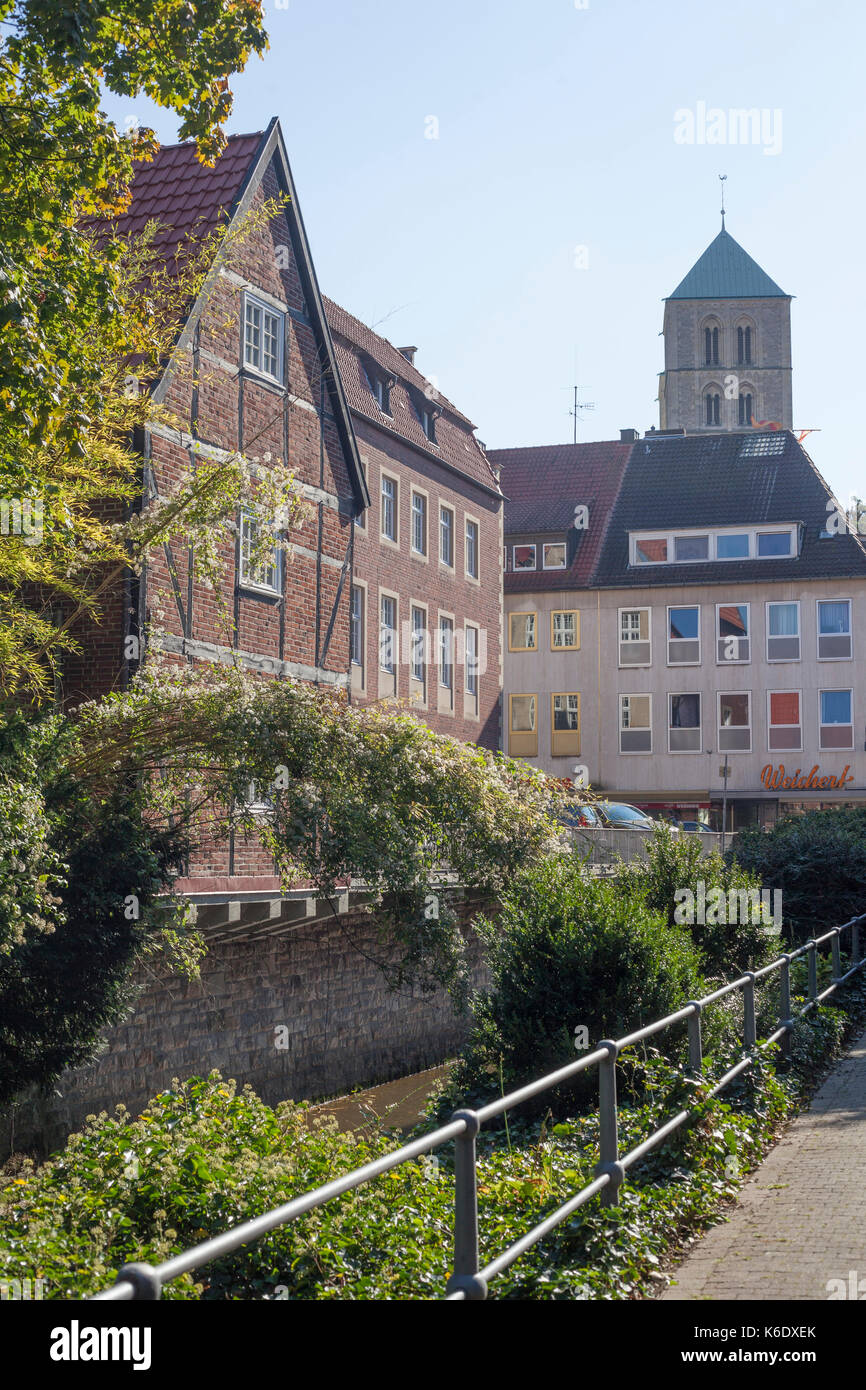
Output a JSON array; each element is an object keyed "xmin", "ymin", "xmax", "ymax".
[{"xmin": 658, "ymin": 221, "xmax": 792, "ymax": 433}]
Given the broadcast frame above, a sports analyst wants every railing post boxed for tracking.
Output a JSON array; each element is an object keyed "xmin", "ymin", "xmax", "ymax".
[
  {"xmin": 779, "ymin": 954, "xmax": 793, "ymax": 1060},
  {"xmin": 807, "ymin": 940, "xmax": 818, "ymax": 1003},
  {"xmin": 687, "ymin": 1001, "xmax": 703, "ymax": 1077},
  {"xmin": 743, "ymin": 972, "xmax": 756, "ymax": 1051},
  {"xmin": 116, "ymin": 1263, "xmax": 162, "ymax": 1300},
  {"xmin": 854, "ymin": 920, "xmax": 862, "ymax": 965},
  {"xmin": 831, "ymin": 931, "xmax": 842, "ymax": 982},
  {"xmin": 446, "ymin": 1110, "xmax": 487, "ymax": 1300},
  {"xmin": 594, "ymin": 1040, "xmax": 623, "ymax": 1207}
]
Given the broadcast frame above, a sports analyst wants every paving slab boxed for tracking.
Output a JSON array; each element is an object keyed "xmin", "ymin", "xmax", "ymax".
[{"xmin": 661, "ymin": 1026, "xmax": 866, "ymax": 1301}]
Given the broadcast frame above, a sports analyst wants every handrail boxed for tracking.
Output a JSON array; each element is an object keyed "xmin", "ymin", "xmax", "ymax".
[{"xmin": 91, "ymin": 912, "xmax": 866, "ymax": 1302}]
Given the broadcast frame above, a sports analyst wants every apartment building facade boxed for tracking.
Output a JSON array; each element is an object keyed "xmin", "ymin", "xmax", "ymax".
[{"xmin": 494, "ymin": 430, "xmax": 866, "ymax": 830}]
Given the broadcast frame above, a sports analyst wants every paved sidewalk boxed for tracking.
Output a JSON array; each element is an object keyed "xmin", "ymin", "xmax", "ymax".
[{"xmin": 661, "ymin": 1025, "xmax": 866, "ymax": 1301}]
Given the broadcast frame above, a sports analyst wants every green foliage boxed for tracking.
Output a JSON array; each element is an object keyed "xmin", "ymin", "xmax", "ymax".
[
  {"xmin": 68, "ymin": 667, "xmax": 566, "ymax": 999},
  {"xmin": 731, "ymin": 808, "xmax": 866, "ymax": 945},
  {"xmin": 0, "ymin": 1056, "xmax": 796, "ymax": 1301},
  {"xmin": 451, "ymin": 856, "xmax": 705, "ymax": 1112},
  {"xmin": 619, "ymin": 824, "xmax": 775, "ymax": 974},
  {"xmin": 0, "ymin": 712, "xmax": 196, "ymax": 1107}
]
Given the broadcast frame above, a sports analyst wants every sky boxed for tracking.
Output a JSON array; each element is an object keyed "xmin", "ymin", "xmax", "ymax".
[{"xmin": 101, "ymin": 0, "xmax": 865, "ymax": 503}]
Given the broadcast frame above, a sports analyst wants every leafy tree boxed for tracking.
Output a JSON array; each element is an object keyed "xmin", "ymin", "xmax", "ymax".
[
  {"xmin": 618, "ymin": 825, "xmax": 774, "ymax": 975},
  {"xmin": 0, "ymin": 712, "xmax": 194, "ymax": 1108},
  {"xmin": 731, "ymin": 809, "xmax": 866, "ymax": 946},
  {"xmin": 0, "ymin": 0, "xmax": 272, "ymax": 702},
  {"xmin": 453, "ymin": 855, "xmax": 705, "ymax": 1114},
  {"xmin": 0, "ymin": 673, "xmax": 566, "ymax": 1106}
]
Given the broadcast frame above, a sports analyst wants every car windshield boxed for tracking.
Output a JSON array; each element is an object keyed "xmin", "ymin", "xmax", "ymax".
[{"xmin": 599, "ymin": 802, "xmax": 652, "ymax": 823}]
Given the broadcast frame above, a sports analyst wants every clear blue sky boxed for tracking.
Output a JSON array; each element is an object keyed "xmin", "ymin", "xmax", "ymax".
[{"xmin": 102, "ymin": 0, "xmax": 865, "ymax": 503}]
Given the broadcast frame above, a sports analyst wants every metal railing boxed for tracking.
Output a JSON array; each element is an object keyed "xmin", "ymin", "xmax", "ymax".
[
  {"xmin": 91, "ymin": 912, "xmax": 866, "ymax": 1303},
  {"xmin": 570, "ymin": 826, "xmax": 736, "ymax": 869}
]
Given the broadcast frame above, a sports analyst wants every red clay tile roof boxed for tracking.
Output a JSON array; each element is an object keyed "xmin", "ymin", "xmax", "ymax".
[
  {"xmin": 324, "ymin": 297, "xmax": 500, "ymax": 492},
  {"xmin": 99, "ymin": 132, "xmax": 265, "ymax": 257},
  {"xmin": 489, "ymin": 441, "xmax": 632, "ymax": 590},
  {"xmin": 94, "ymin": 130, "xmax": 497, "ymax": 495}
]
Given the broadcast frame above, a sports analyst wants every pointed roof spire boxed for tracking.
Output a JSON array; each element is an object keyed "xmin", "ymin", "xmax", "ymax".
[
  {"xmin": 667, "ymin": 227, "xmax": 788, "ymax": 300},
  {"xmin": 719, "ymin": 173, "xmax": 727, "ymax": 230}
]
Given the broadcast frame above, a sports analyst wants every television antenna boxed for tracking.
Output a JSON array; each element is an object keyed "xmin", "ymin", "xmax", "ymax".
[{"xmin": 567, "ymin": 385, "xmax": 596, "ymax": 444}]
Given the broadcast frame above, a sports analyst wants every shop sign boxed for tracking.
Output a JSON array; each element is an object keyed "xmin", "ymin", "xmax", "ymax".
[{"xmin": 760, "ymin": 763, "xmax": 855, "ymax": 792}]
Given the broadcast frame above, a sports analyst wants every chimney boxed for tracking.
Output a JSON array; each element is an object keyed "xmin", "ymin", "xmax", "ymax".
[
  {"xmin": 398, "ymin": 346, "xmax": 417, "ymax": 365},
  {"xmin": 620, "ymin": 428, "xmax": 639, "ymax": 443}
]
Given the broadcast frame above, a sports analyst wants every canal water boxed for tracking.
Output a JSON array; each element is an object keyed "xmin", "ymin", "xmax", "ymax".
[{"xmin": 310, "ymin": 1062, "xmax": 453, "ymax": 1133}]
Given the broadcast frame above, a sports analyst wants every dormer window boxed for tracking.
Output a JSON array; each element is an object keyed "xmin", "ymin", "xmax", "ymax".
[
  {"xmin": 420, "ymin": 406, "xmax": 437, "ymax": 442},
  {"xmin": 371, "ymin": 374, "xmax": 391, "ymax": 413}
]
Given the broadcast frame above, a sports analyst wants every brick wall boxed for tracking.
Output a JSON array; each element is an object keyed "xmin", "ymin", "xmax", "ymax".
[{"xmin": 1, "ymin": 902, "xmax": 489, "ymax": 1159}]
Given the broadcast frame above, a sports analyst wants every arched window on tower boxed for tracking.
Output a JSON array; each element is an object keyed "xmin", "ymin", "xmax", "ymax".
[
  {"xmin": 705, "ymin": 391, "xmax": 721, "ymax": 427},
  {"xmin": 738, "ymin": 391, "xmax": 754, "ymax": 426},
  {"xmin": 704, "ymin": 325, "xmax": 720, "ymax": 366},
  {"xmin": 737, "ymin": 324, "xmax": 753, "ymax": 365}
]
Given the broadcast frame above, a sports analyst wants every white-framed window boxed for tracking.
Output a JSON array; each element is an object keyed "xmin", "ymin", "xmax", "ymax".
[
  {"xmin": 512, "ymin": 543, "xmax": 536, "ymax": 571},
  {"xmin": 509, "ymin": 611, "xmax": 537, "ymax": 651},
  {"xmin": 618, "ymin": 607, "xmax": 651, "ymax": 667},
  {"xmin": 668, "ymin": 692, "xmax": 702, "ymax": 753},
  {"xmin": 380, "ymin": 593, "xmax": 397, "ymax": 673},
  {"xmin": 631, "ymin": 524, "xmax": 798, "ymax": 566},
  {"xmin": 380, "ymin": 473, "xmax": 398, "ymax": 544},
  {"xmin": 817, "ymin": 599, "xmax": 852, "ymax": 660},
  {"xmin": 543, "ymin": 541, "xmax": 567, "ymax": 570},
  {"xmin": 239, "ymin": 510, "xmax": 280, "ymax": 593},
  {"xmin": 411, "ymin": 604, "xmax": 427, "ymax": 690},
  {"xmin": 716, "ymin": 602, "xmax": 750, "ymax": 663},
  {"xmin": 243, "ymin": 293, "xmax": 285, "ymax": 384},
  {"xmin": 667, "ymin": 605, "xmax": 701, "ymax": 665},
  {"xmin": 768, "ymin": 690, "xmax": 802, "ymax": 751},
  {"xmin": 766, "ymin": 601, "xmax": 800, "ymax": 662},
  {"xmin": 411, "ymin": 490, "xmax": 428, "ymax": 557},
  {"xmin": 439, "ymin": 616, "xmax": 454, "ymax": 689},
  {"xmin": 465, "ymin": 622, "xmax": 479, "ymax": 697},
  {"xmin": 551, "ymin": 610, "xmax": 579, "ymax": 650},
  {"xmin": 718, "ymin": 691, "xmax": 752, "ymax": 753},
  {"xmin": 619, "ymin": 693, "xmax": 652, "ymax": 754},
  {"xmin": 465, "ymin": 517, "xmax": 480, "ymax": 580},
  {"xmin": 350, "ymin": 585, "xmax": 365, "ymax": 668},
  {"xmin": 819, "ymin": 688, "xmax": 854, "ymax": 750},
  {"xmin": 243, "ymin": 778, "xmax": 275, "ymax": 815},
  {"xmin": 440, "ymin": 505, "xmax": 454, "ymax": 568}
]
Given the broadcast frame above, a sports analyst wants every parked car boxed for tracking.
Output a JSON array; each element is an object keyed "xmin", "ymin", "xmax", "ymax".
[
  {"xmin": 678, "ymin": 820, "xmax": 715, "ymax": 834},
  {"xmin": 559, "ymin": 803, "xmax": 603, "ymax": 829},
  {"xmin": 595, "ymin": 801, "xmax": 668, "ymax": 831}
]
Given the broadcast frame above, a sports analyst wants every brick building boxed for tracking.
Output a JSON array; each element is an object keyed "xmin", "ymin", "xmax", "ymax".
[
  {"xmin": 324, "ymin": 300, "xmax": 503, "ymax": 748},
  {"xmin": 66, "ymin": 116, "xmax": 502, "ymax": 897}
]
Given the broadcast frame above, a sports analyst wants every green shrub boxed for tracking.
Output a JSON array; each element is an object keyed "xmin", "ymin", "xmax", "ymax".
[
  {"xmin": 618, "ymin": 825, "xmax": 774, "ymax": 975},
  {"xmin": 452, "ymin": 856, "xmax": 705, "ymax": 1114},
  {"xmin": 731, "ymin": 808, "xmax": 866, "ymax": 945}
]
